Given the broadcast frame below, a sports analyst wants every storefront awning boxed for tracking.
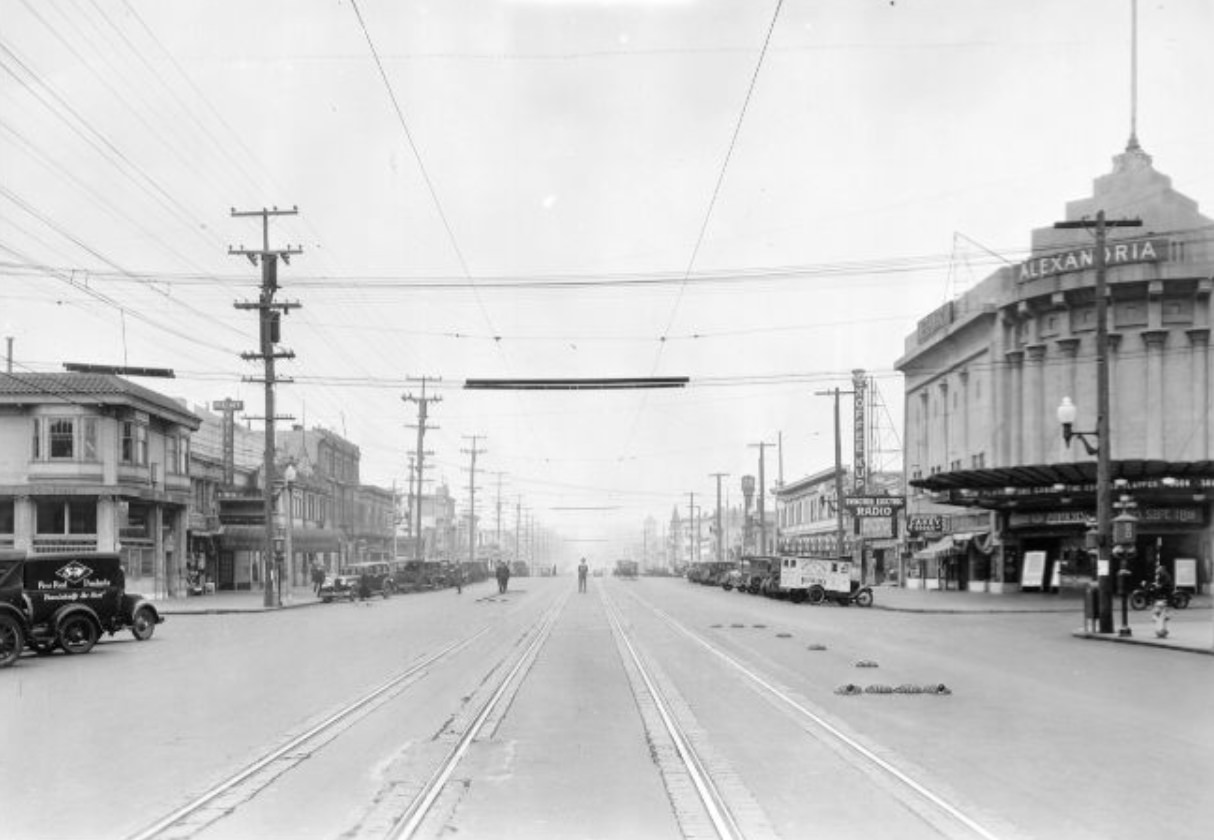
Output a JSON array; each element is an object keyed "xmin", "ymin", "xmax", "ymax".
[
  {"xmin": 913, "ymin": 535, "xmax": 960, "ymax": 560},
  {"xmin": 218, "ymin": 525, "xmax": 342, "ymax": 553}
]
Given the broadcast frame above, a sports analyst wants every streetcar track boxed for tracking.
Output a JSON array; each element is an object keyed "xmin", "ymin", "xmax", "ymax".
[
  {"xmin": 600, "ymin": 587, "xmax": 745, "ymax": 840},
  {"xmin": 125, "ymin": 603, "xmax": 554, "ymax": 840},
  {"xmin": 622, "ymin": 588, "xmax": 1004, "ymax": 840},
  {"xmin": 385, "ymin": 593, "xmax": 568, "ymax": 839}
]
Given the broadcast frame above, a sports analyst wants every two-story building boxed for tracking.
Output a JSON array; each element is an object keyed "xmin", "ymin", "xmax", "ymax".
[{"xmin": 0, "ymin": 372, "xmax": 200, "ymax": 598}]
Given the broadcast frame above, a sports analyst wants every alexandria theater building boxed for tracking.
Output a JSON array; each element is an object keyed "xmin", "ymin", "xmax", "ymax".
[{"xmin": 897, "ymin": 140, "xmax": 1213, "ymax": 594}]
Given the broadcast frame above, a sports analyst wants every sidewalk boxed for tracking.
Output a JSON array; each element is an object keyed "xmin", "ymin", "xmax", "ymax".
[
  {"xmin": 157, "ymin": 584, "xmax": 339, "ymax": 615},
  {"xmin": 872, "ymin": 585, "xmax": 1214, "ymax": 655},
  {"xmin": 156, "ymin": 581, "xmax": 489, "ymax": 615}
]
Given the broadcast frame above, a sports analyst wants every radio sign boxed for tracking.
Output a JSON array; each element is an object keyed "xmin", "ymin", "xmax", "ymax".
[{"xmin": 844, "ymin": 495, "xmax": 905, "ymax": 518}]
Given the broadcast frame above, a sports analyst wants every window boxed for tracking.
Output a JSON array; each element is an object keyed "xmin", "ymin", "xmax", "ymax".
[
  {"xmin": 35, "ymin": 499, "xmax": 97, "ymax": 535},
  {"xmin": 0, "ymin": 498, "xmax": 13, "ymax": 534},
  {"xmin": 48, "ymin": 418, "xmax": 75, "ymax": 459},
  {"xmin": 82, "ymin": 418, "xmax": 97, "ymax": 460},
  {"xmin": 167, "ymin": 436, "xmax": 179, "ymax": 475},
  {"xmin": 1163, "ymin": 296, "xmax": 1193, "ymax": 325},
  {"xmin": 1113, "ymin": 298, "xmax": 1148, "ymax": 328},
  {"xmin": 121, "ymin": 421, "xmax": 148, "ymax": 465}
]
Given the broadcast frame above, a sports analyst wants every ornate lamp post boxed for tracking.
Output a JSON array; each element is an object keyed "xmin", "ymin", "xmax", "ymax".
[{"xmin": 1057, "ymin": 395, "xmax": 1113, "ymax": 633}]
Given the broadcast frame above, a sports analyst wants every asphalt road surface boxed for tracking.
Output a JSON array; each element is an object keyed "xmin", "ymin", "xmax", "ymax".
[{"xmin": 3, "ymin": 576, "xmax": 1211, "ymax": 840}]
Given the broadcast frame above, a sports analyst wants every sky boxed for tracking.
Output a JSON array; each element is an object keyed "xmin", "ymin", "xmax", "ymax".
[{"xmin": 2, "ymin": 0, "xmax": 1212, "ymax": 556}]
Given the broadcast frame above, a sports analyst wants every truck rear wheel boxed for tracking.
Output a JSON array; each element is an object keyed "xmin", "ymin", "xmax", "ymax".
[
  {"xmin": 58, "ymin": 613, "xmax": 98, "ymax": 655},
  {"xmin": 807, "ymin": 585, "xmax": 826, "ymax": 605}
]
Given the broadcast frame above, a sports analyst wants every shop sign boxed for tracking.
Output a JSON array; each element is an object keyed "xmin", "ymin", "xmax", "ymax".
[
  {"xmin": 844, "ymin": 495, "xmax": 906, "ymax": 518},
  {"xmin": 908, "ymin": 514, "xmax": 949, "ymax": 535},
  {"xmin": 1008, "ymin": 510, "xmax": 1090, "ymax": 528},
  {"xmin": 1018, "ymin": 237, "xmax": 1168, "ymax": 282},
  {"xmin": 853, "ymin": 372, "xmax": 867, "ymax": 493},
  {"xmin": 917, "ymin": 301, "xmax": 954, "ymax": 342},
  {"xmin": 1009, "ymin": 506, "xmax": 1203, "ymax": 529}
]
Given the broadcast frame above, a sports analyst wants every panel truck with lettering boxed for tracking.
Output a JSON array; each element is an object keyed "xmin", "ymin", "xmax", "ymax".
[
  {"xmin": 778, "ymin": 556, "xmax": 873, "ymax": 607},
  {"xmin": 0, "ymin": 551, "xmax": 162, "ymax": 667}
]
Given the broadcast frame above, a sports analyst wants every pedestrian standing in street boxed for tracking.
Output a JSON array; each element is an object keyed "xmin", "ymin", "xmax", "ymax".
[
  {"xmin": 577, "ymin": 557, "xmax": 588, "ymax": 593},
  {"xmin": 454, "ymin": 564, "xmax": 463, "ymax": 594},
  {"xmin": 311, "ymin": 563, "xmax": 325, "ymax": 596},
  {"xmin": 496, "ymin": 561, "xmax": 510, "ymax": 594}
]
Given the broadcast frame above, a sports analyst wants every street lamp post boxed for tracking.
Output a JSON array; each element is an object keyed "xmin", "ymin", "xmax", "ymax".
[
  {"xmin": 1112, "ymin": 495, "xmax": 1139, "ymax": 637},
  {"xmin": 1054, "ymin": 210, "xmax": 1141, "ymax": 634},
  {"xmin": 1057, "ymin": 395, "xmax": 1113, "ymax": 633},
  {"xmin": 284, "ymin": 463, "xmax": 296, "ymax": 605}
]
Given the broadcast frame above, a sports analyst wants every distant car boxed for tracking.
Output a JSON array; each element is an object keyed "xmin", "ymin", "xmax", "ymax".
[
  {"xmin": 0, "ymin": 550, "xmax": 162, "ymax": 667},
  {"xmin": 343, "ymin": 561, "xmax": 396, "ymax": 599},
  {"xmin": 318, "ymin": 574, "xmax": 360, "ymax": 603}
]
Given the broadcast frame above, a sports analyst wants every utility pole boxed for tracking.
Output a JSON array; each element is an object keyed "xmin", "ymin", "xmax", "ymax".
[
  {"xmin": 749, "ymin": 442, "xmax": 774, "ymax": 555},
  {"xmin": 815, "ymin": 386, "xmax": 856, "ymax": 562},
  {"xmin": 231, "ymin": 206, "xmax": 301, "ymax": 609},
  {"xmin": 403, "ymin": 377, "xmax": 441, "ymax": 563},
  {"xmin": 493, "ymin": 472, "xmax": 505, "ymax": 570},
  {"xmin": 709, "ymin": 472, "xmax": 728, "ymax": 564},
  {"xmin": 462, "ymin": 435, "xmax": 486, "ymax": 570},
  {"xmin": 1055, "ymin": 209, "xmax": 1142, "ymax": 633},
  {"xmin": 515, "ymin": 499, "xmax": 522, "ymax": 566}
]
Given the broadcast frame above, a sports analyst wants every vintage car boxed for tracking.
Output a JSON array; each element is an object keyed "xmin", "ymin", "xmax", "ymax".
[
  {"xmin": 318, "ymin": 574, "xmax": 360, "ymax": 603},
  {"xmin": 343, "ymin": 561, "xmax": 396, "ymax": 598},
  {"xmin": 0, "ymin": 550, "xmax": 163, "ymax": 667}
]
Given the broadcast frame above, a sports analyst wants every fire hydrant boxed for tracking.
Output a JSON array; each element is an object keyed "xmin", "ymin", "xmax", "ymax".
[{"xmin": 1152, "ymin": 597, "xmax": 1171, "ymax": 639}]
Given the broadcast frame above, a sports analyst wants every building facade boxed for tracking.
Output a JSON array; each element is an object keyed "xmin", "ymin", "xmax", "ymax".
[
  {"xmin": 0, "ymin": 373, "xmax": 200, "ymax": 598},
  {"xmin": 899, "ymin": 142, "xmax": 1214, "ymax": 593}
]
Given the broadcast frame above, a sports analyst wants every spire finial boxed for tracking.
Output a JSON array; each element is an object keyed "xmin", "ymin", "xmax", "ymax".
[{"xmin": 1127, "ymin": 0, "xmax": 1139, "ymax": 153}]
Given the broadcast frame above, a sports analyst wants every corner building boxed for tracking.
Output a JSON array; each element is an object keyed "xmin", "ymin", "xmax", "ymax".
[{"xmin": 898, "ymin": 142, "xmax": 1214, "ymax": 594}]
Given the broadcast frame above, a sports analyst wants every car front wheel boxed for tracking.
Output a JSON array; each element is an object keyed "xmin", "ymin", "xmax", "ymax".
[
  {"xmin": 58, "ymin": 614, "xmax": 98, "ymax": 655},
  {"xmin": 131, "ymin": 606, "xmax": 157, "ymax": 641},
  {"xmin": 0, "ymin": 614, "xmax": 24, "ymax": 668}
]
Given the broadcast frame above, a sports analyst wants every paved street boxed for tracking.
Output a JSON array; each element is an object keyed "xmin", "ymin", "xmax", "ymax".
[{"xmin": 3, "ymin": 576, "xmax": 1211, "ymax": 840}]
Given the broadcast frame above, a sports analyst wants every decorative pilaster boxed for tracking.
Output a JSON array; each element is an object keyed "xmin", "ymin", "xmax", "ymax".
[
  {"xmin": 1005, "ymin": 349, "xmax": 1025, "ymax": 465},
  {"xmin": 1188, "ymin": 328, "xmax": 1210, "ymax": 459},
  {"xmin": 1055, "ymin": 338, "xmax": 1081, "ymax": 463},
  {"xmin": 1025, "ymin": 344, "xmax": 1047, "ymax": 464},
  {"xmin": 1142, "ymin": 330, "xmax": 1168, "ymax": 458}
]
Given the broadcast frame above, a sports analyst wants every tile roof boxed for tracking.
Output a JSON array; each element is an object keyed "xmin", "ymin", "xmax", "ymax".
[{"xmin": 0, "ymin": 372, "xmax": 201, "ymax": 428}]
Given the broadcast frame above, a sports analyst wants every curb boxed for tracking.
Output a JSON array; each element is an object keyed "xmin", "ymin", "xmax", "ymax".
[
  {"xmin": 1071, "ymin": 630, "xmax": 1214, "ymax": 656},
  {"xmin": 872, "ymin": 604, "xmax": 1076, "ymax": 615},
  {"xmin": 160, "ymin": 599, "xmax": 329, "ymax": 616}
]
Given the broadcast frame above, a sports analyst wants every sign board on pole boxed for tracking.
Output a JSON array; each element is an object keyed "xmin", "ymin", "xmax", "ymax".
[
  {"xmin": 1021, "ymin": 550, "xmax": 1047, "ymax": 590},
  {"xmin": 1174, "ymin": 558, "xmax": 1197, "ymax": 589}
]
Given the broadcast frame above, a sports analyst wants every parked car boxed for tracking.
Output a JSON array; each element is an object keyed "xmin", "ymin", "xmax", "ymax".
[
  {"xmin": 318, "ymin": 574, "xmax": 360, "ymax": 603},
  {"xmin": 343, "ymin": 561, "xmax": 396, "ymax": 598},
  {"xmin": 0, "ymin": 550, "xmax": 163, "ymax": 667}
]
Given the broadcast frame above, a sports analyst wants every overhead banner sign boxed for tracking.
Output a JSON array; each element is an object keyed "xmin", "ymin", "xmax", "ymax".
[{"xmin": 1019, "ymin": 237, "xmax": 1168, "ymax": 282}]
